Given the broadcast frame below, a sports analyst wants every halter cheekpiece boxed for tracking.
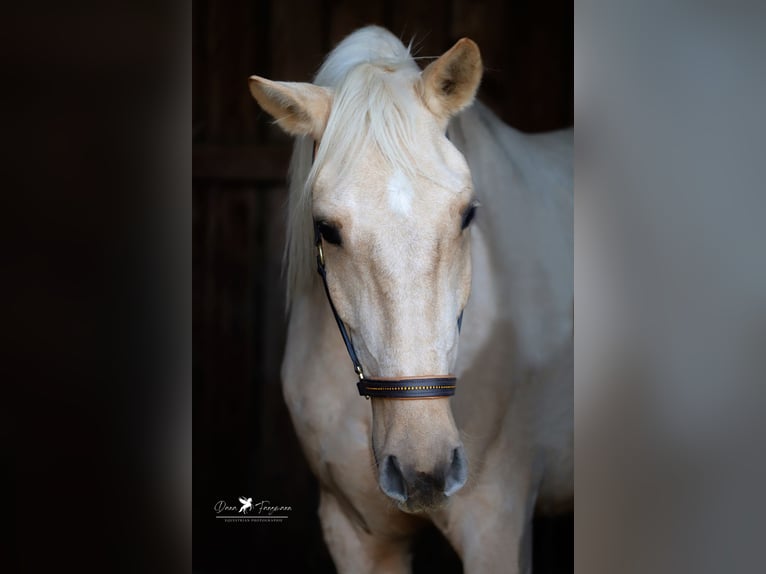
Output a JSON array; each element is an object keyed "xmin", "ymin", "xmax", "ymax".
[{"xmin": 311, "ymin": 141, "xmax": 460, "ymax": 399}]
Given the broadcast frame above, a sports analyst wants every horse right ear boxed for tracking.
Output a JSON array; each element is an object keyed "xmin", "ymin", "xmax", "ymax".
[
  {"xmin": 419, "ymin": 38, "xmax": 483, "ymax": 123},
  {"xmin": 248, "ymin": 76, "xmax": 333, "ymax": 139}
]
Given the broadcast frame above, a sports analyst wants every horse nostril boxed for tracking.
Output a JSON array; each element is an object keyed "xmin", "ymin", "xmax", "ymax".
[
  {"xmin": 379, "ymin": 455, "xmax": 407, "ymax": 502},
  {"xmin": 444, "ymin": 446, "xmax": 468, "ymax": 496}
]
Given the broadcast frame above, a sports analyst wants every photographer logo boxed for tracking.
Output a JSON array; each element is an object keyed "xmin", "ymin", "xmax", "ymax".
[{"xmin": 214, "ymin": 497, "xmax": 292, "ymax": 523}]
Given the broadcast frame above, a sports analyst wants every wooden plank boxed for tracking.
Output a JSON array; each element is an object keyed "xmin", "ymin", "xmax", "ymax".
[
  {"xmin": 388, "ymin": 0, "xmax": 449, "ymax": 66},
  {"xmin": 328, "ymin": 0, "xmax": 386, "ymax": 48},
  {"xmin": 449, "ymin": 0, "xmax": 573, "ymax": 132},
  {"xmin": 450, "ymin": 0, "xmax": 509, "ymax": 124},
  {"xmin": 266, "ymin": 0, "xmax": 326, "ymax": 145},
  {"xmin": 270, "ymin": 0, "xmax": 324, "ymax": 82},
  {"xmin": 192, "ymin": 144, "xmax": 292, "ymax": 182},
  {"xmin": 205, "ymin": 0, "xmax": 223, "ymax": 139},
  {"xmin": 259, "ymin": 186, "xmax": 289, "ymax": 384},
  {"xmin": 205, "ymin": 0, "xmax": 259, "ymax": 144},
  {"xmin": 498, "ymin": 0, "xmax": 573, "ymax": 132},
  {"xmin": 193, "ymin": 185, "xmax": 257, "ymax": 483}
]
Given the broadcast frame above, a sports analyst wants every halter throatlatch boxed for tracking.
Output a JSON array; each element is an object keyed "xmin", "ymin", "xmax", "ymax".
[{"xmin": 314, "ymin": 227, "xmax": 459, "ymax": 399}]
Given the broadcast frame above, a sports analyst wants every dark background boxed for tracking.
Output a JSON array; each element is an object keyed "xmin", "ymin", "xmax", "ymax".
[{"xmin": 193, "ymin": 0, "xmax": 572, "ymax": 572}]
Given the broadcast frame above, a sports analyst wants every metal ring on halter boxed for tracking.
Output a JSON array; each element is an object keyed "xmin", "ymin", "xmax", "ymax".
[{"xmin": 317, "ymin": 240, "xmax": 325, "ymax": 267}]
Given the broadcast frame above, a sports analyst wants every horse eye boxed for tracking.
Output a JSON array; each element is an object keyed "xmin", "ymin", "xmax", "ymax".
[
  {"xmin": 316, "ymin": 220, "xmax": 342, "ymax": 246},
  {"xmin": 461, "ymin": 204, "xmax": 478, "ymax": 230}
]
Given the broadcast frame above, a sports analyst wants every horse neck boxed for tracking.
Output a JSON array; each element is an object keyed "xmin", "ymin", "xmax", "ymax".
[{"xmin": 448, "ymin": 102, "xmax": 573, "ymax": 367}]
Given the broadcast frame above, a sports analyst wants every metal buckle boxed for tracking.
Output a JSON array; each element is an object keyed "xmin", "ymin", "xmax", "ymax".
[
  {"xmin": 354, "ymin": 367, "xmax": 369, "ymax": 398},
  {"xmin": 317, "ymin": 241, "xmax": 325, "ymax": 267}
]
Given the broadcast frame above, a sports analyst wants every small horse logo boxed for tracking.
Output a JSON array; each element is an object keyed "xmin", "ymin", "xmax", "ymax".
[{"xmin": 238, "ymin": 497, "xmax": 253, "ymax": 514}]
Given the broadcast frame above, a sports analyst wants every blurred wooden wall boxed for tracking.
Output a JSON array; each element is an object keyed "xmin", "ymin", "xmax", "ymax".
[{"xmin": 193, "ymin": 1, "xmax": 572, "ymax": 572}]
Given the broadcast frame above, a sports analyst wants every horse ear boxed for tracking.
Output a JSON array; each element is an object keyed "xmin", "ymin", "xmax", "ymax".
[
  {"xmin": 419, "ymin": 38, "xmax": 483, "ymax": 121},
  {"xmin": 248, "ymin": 76, "xmax": 333, "ymax": 139}
]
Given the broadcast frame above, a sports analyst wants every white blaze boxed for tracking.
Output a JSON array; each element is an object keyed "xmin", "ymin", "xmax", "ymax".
[{"xmin": 387, "ymin": 169, "xmax": 414, "ymax": 216}]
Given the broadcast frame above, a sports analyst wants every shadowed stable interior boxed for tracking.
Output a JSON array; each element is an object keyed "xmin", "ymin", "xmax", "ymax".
[{"xmin": 193, "ymin": 1, "xmax": 572, "ymax": 572}]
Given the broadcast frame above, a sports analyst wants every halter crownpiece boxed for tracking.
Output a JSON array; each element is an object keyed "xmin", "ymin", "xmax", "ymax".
[{"xmin": 314, "ymin": 227, "xmax": 459, "ymax": 399}]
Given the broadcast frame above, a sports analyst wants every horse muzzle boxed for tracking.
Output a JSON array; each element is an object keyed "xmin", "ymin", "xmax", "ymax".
[{"xmin": 378, "ymin": 445, "xmax": 468, "ymax": 511}]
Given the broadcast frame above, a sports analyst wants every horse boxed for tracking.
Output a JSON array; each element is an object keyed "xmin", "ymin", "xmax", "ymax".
[{"xmin": 248, "ymin": 26, "xmax": 572, "ymax": 573}]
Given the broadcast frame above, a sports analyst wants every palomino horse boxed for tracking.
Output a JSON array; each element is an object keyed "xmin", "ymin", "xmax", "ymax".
[{"xmin": 249, "ymin": 26, "xmax": 572, "ymax": 573}]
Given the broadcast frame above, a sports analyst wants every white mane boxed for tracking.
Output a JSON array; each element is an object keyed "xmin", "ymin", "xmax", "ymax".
[{"xmin": 284, "ymin": 26, "xmax": 422, "ymax": 307}]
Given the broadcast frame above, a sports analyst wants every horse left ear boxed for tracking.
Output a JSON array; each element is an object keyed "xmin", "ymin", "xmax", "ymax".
[{"xmin": 419, "ymin": 38, "xmax": 483, "ymax": 122}]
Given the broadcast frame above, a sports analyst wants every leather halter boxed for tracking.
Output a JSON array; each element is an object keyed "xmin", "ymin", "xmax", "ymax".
[{"xmin": 311, "ymin": 141, "xmax": 460, "ymax": 399}]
